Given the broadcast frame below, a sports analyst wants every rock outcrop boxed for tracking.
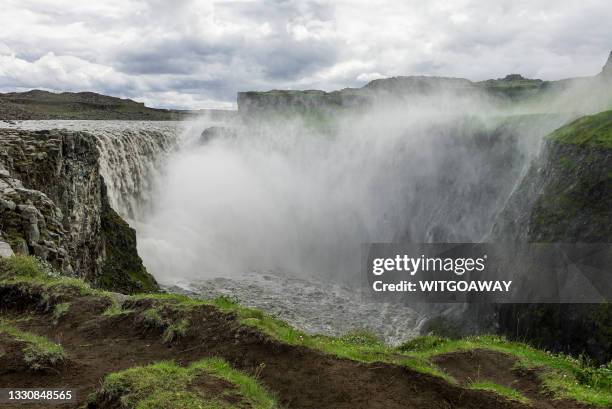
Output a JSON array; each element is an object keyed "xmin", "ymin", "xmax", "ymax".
[
  {"xmin": 491, "ymin": 110, "xmax": 612, "ymax": 363},
  {"xmin": 0, "ymin": 128, "xmax": 158, "ymax": 293},
  {"xmin": 602, "ymin": 51, "xmax": 612, "ymax": 77}
]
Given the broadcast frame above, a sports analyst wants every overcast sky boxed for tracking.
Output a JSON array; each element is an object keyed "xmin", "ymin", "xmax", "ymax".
[{"xmin": 0, "ymin": 0, "xmax": 610, "ymax": 109}]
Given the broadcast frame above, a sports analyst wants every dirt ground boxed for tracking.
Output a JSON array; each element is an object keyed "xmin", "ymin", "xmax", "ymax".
[
  {"xmin": 0, "ymin": 285, "xmax": 597, "ymax": 409},
  {"xmin": 433, "ymin": 349, "xmax": 594, "ymax": 409}
]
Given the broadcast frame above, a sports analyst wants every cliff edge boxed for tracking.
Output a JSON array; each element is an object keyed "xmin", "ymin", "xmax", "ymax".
[{"xmin": 0, "ymin": 128, "xmax": 158, "ymax": 293}]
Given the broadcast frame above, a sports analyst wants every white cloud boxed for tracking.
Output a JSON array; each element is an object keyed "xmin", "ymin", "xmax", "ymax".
[{"xmin": 0, "ymin": 0, "xmax": 610, "ymax": 109}]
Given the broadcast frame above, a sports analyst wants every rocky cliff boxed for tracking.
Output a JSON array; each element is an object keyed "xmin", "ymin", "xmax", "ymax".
[
  {"xmin": 491, "ymin": 110, "xmax": 612, "ymax": 363},
  {"xmin": 0, "ymin": 128, "xmax": 158, "ymax": 293},
  {"xmin": 602, "ymin": 51, "xmax": 612, "ymax": 77}
]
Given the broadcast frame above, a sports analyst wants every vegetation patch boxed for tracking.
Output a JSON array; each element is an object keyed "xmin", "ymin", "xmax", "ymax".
[
  {"xmin": 1, "ymin": 255, "xmax": 116, "ymax": 306},
  {"xmin": 3, "ymin": 256, "xmax": 610, "ymax": 406},
  {"xmin": 0, "ymin": 319, "xmax": 65, "ymax": 370},
  {"xmin": 99, "ymin": 199, "xmax": 159, "ymax": 295},
  {"xmin": 52, "ymin": 302, "xmax": 70, "ymax": 324},
  {"xmin": 90, "ymin": 357, "xmax": 278, "ymax": 409},
  {"xmin": 162, "ymin": 319, "xmax": 190, "ymax": 343},
  {"xmin": 398, "ymin": 335, "xmax": 612, "ymax": 407},
  {"xmin": 468, "ymin": 381, "xmax": 530, "ymax": 404},
  {"xmin": 548, "ymin": 110, "xmax": 612, "ymax": 148}
]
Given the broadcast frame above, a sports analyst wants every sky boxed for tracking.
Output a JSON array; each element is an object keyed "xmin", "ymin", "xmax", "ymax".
[{"xmin": 0, "ymin": 0, "xmax": 610, "ymax": 110}]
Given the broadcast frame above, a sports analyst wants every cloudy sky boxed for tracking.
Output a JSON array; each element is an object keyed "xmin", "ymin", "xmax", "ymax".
[{"xmin": 0, "ymin": 0, "xmax": 610, "ymax": 109}]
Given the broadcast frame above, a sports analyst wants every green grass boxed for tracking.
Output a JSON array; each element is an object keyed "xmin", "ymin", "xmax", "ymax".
[
  {"xmin": 548, "ymin": 110, "xmax": 612, "ymax": 148},
  {"xmin": 162, "ymin": 319, "xmax": 190, "ymax": 343},
  {"xmin": 141, "ymin": 308, "xmax": 164, "ymax": 327},
  {"xmin": 52, "ymin": 302, "xmax": 70, "ymax": 323},
  {"xmin": 0, "ymin": 255, "xmax": 52, "ymax": 281},
  {"xmin": 93, "ymin": 357, "xmax": 278, "ymax": 409},
  {"xmin": 66, "ymin": 283, "xmax": 612, "ymax": 405},
  {"xmin": 1, "ymin": 255, "xmax": 121, "ymax": 310},
  {"xmin": 209, "ymin": 296, "xmax": 452, "ymax": 380},
  {"xmin": 0, "ymin": 319, "xmax": 66, "ymax": 370},
  {"xmin": 398, "ymin": 335, "xmax": 612, "ymax": 407},
  {"xmin": 468, "ymin": 381, "xmax": 530, "ymax": 404},
  {"xmin": 2, "ymin": 255, "xmax": 610, "ymax": 406}
]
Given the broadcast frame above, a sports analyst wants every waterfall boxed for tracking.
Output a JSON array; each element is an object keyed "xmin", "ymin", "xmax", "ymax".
[
  {"xmin": 0, "ymin": 120, "xmax": 185, "ymax": 221},
  {"xmin": 93, "ymin": 124, "xmax": 182, "ymax": 220}
]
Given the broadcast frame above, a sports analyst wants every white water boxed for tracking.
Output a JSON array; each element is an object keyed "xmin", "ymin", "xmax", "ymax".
[
  {"xmin": 137, "ymin": 108, "xmax": 561, "ymax": 285},
  {"xmin": 0, "ymin": 107, "xmax": 566, "ymax": 343},
  {"xmin": 0, "ymin": 120, "xmax": 184, "ymax": 221}
]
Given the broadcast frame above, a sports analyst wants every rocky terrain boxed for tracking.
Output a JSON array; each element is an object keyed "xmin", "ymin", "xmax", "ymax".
[{"xmin": 0, "ymin": 127, "xmax": 158, "ymax": 293}]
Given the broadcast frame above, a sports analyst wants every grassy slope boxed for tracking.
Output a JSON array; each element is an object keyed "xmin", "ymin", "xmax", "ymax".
[
  {"xmin": 468, "ymin": 381, "xmax": 530, "ymax": 404},
  {"xmin": 1, "ymin": 255, "xmax": 611, "ymax": 407},
  {"xmin": 0, "ymin": 90, "xmax": 187, "ymax": 120},
  {"xmin": 548, "ymin": 110, "xmax": 612, "ymax": 148},
  {"xmin": 0, "ymin": 319, "xmax": 66, "ymax": 370},
  {"xmin": 92, "ymin": 358, "xmax": 278, "ymax": 409}
]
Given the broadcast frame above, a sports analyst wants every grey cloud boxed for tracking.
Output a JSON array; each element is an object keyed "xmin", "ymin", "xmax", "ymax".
[{"xmin": 0, "ymin": 0, "xmax": 610, "ymax": 109}]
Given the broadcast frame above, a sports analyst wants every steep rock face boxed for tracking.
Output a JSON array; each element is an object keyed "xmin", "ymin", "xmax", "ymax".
[
  {"xmin": 0, "ymin": 128, "xmax": 157, "ymax": 293},
  {"xmin": 492, "ymin": 142, "xmax": 612, "ymax": 241},
  {"xmin": 0, "ymin": 164, "xmax": 69, "ymax": 269},
  {"xmin": 602, "ymin": 51, "xmax": 612, "ymax": 77},
  {"xmin": 491, "ymin": 111, "xmax": 612, "ymax": 363},
  {"xmin": 0, "ymin": 129, "xmax": 103, "ymax": 276}
]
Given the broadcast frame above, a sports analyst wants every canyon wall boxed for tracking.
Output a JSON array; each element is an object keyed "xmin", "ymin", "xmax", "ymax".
[
  {"xmin": 0, "ymin": 127, "xmax": 163, "ymax": 293},
  {"xmin": 491, "ymin": 110, "xmax": 612, "ymax": 363}
]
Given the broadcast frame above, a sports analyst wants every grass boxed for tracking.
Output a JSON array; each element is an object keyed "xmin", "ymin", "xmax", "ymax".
[
  {"xmin": 162, "ymin": 319, "xmax": 190, "ymax": 343},
  {"xmin": 141, "ymin": 308, "xmax": 164, "ymax": 327},
  {"xmin": 2, "ymin": 255, "xmax": 611, "ymax": 406},
  {"xmin": 93, "ymin": 357, "xmax": 278, "ymax": 409},
  {"xmin": 548, "ymin": 110, "xmax": 612, "ymax": 149},
  {"xmin": 0, "ymin": 318, "xmax": 66, "ymax": 370},
  {"xmin": 210, "ymin": 296, "xmax": 453, "ymax": 381},
  {"xmin": 398, "ymin": 335, "xmax": 612, "ymax": 407},
  {"xmin": 52, "ymin": 302, "xmax": 70, "ymax": 323},
  {"xmin": 207, "ymin": 297, "xmax": 612, "ymax": 405},
  {"xmin": 468, "ymin": 381, "xmax": 530, "ymax": 404}
]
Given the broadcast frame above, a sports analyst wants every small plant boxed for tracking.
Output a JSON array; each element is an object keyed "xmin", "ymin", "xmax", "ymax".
[
  {"xmin": 468, "ymin": 381, "xmax": 530, "ymax": 404},
  {"xmin": 162, "ymin": 319, "xmax": 189, "ymax": 343},
  {"xmin": 142, "ymin": 308, "xmax": 166, "ymax": 328},
  {"xmin": 0, "ymin": 319, "xmax": 66, "ymax": 370},
  {"xmin": 52, "ymin": 302, "xmax": 70, "ymax": 324},
  {"xmin": 340, "ymin": 329, "xmax": 382, "ymax": 346},
  {"xmin": 0, "ymin": 255, "xmax": 43, "ymax": 280},
  {"xmin": 92, "ymin": 357, "xmax": 278, "ymax": 409},
  {"xmin": 398, "ymin": 335, "xmax": 448, "ymax": 352},
  {"xmin": 102, "ymin": 301, "xmax": 133, "ymax": 317}
]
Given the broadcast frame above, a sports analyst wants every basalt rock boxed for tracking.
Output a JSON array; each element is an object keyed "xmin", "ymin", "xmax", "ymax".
[{"xmin": 0, "ymin": 128, "xmax": 158, "ymax": 293}]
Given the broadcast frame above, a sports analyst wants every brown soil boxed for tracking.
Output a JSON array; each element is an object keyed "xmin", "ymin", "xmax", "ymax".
[
  {"xmin": 0, "ymin": 284, "xmax": 598, "ymax": 409},
  {"xmin": 433, "ymin": 349, "xmax": 594, "ymax": 409}
]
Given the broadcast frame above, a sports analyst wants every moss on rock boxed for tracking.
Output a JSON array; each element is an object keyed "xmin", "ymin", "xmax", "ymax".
[
  {"xmin": 549, "ymin": 109, "xmax": 612, "ymax": 149},
  {"xmin": 98, "ymin": 182, "xmax": 158, "ymax": 294}
]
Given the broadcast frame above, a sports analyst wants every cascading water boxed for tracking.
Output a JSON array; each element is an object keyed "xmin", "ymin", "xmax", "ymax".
[
  {"xmin": 2, "ymin": 120, "xmax": 184, "ymax": 221},
  {"xmin": 93, "ymin": 123, "xmax": 182, "ymax": 221}
]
